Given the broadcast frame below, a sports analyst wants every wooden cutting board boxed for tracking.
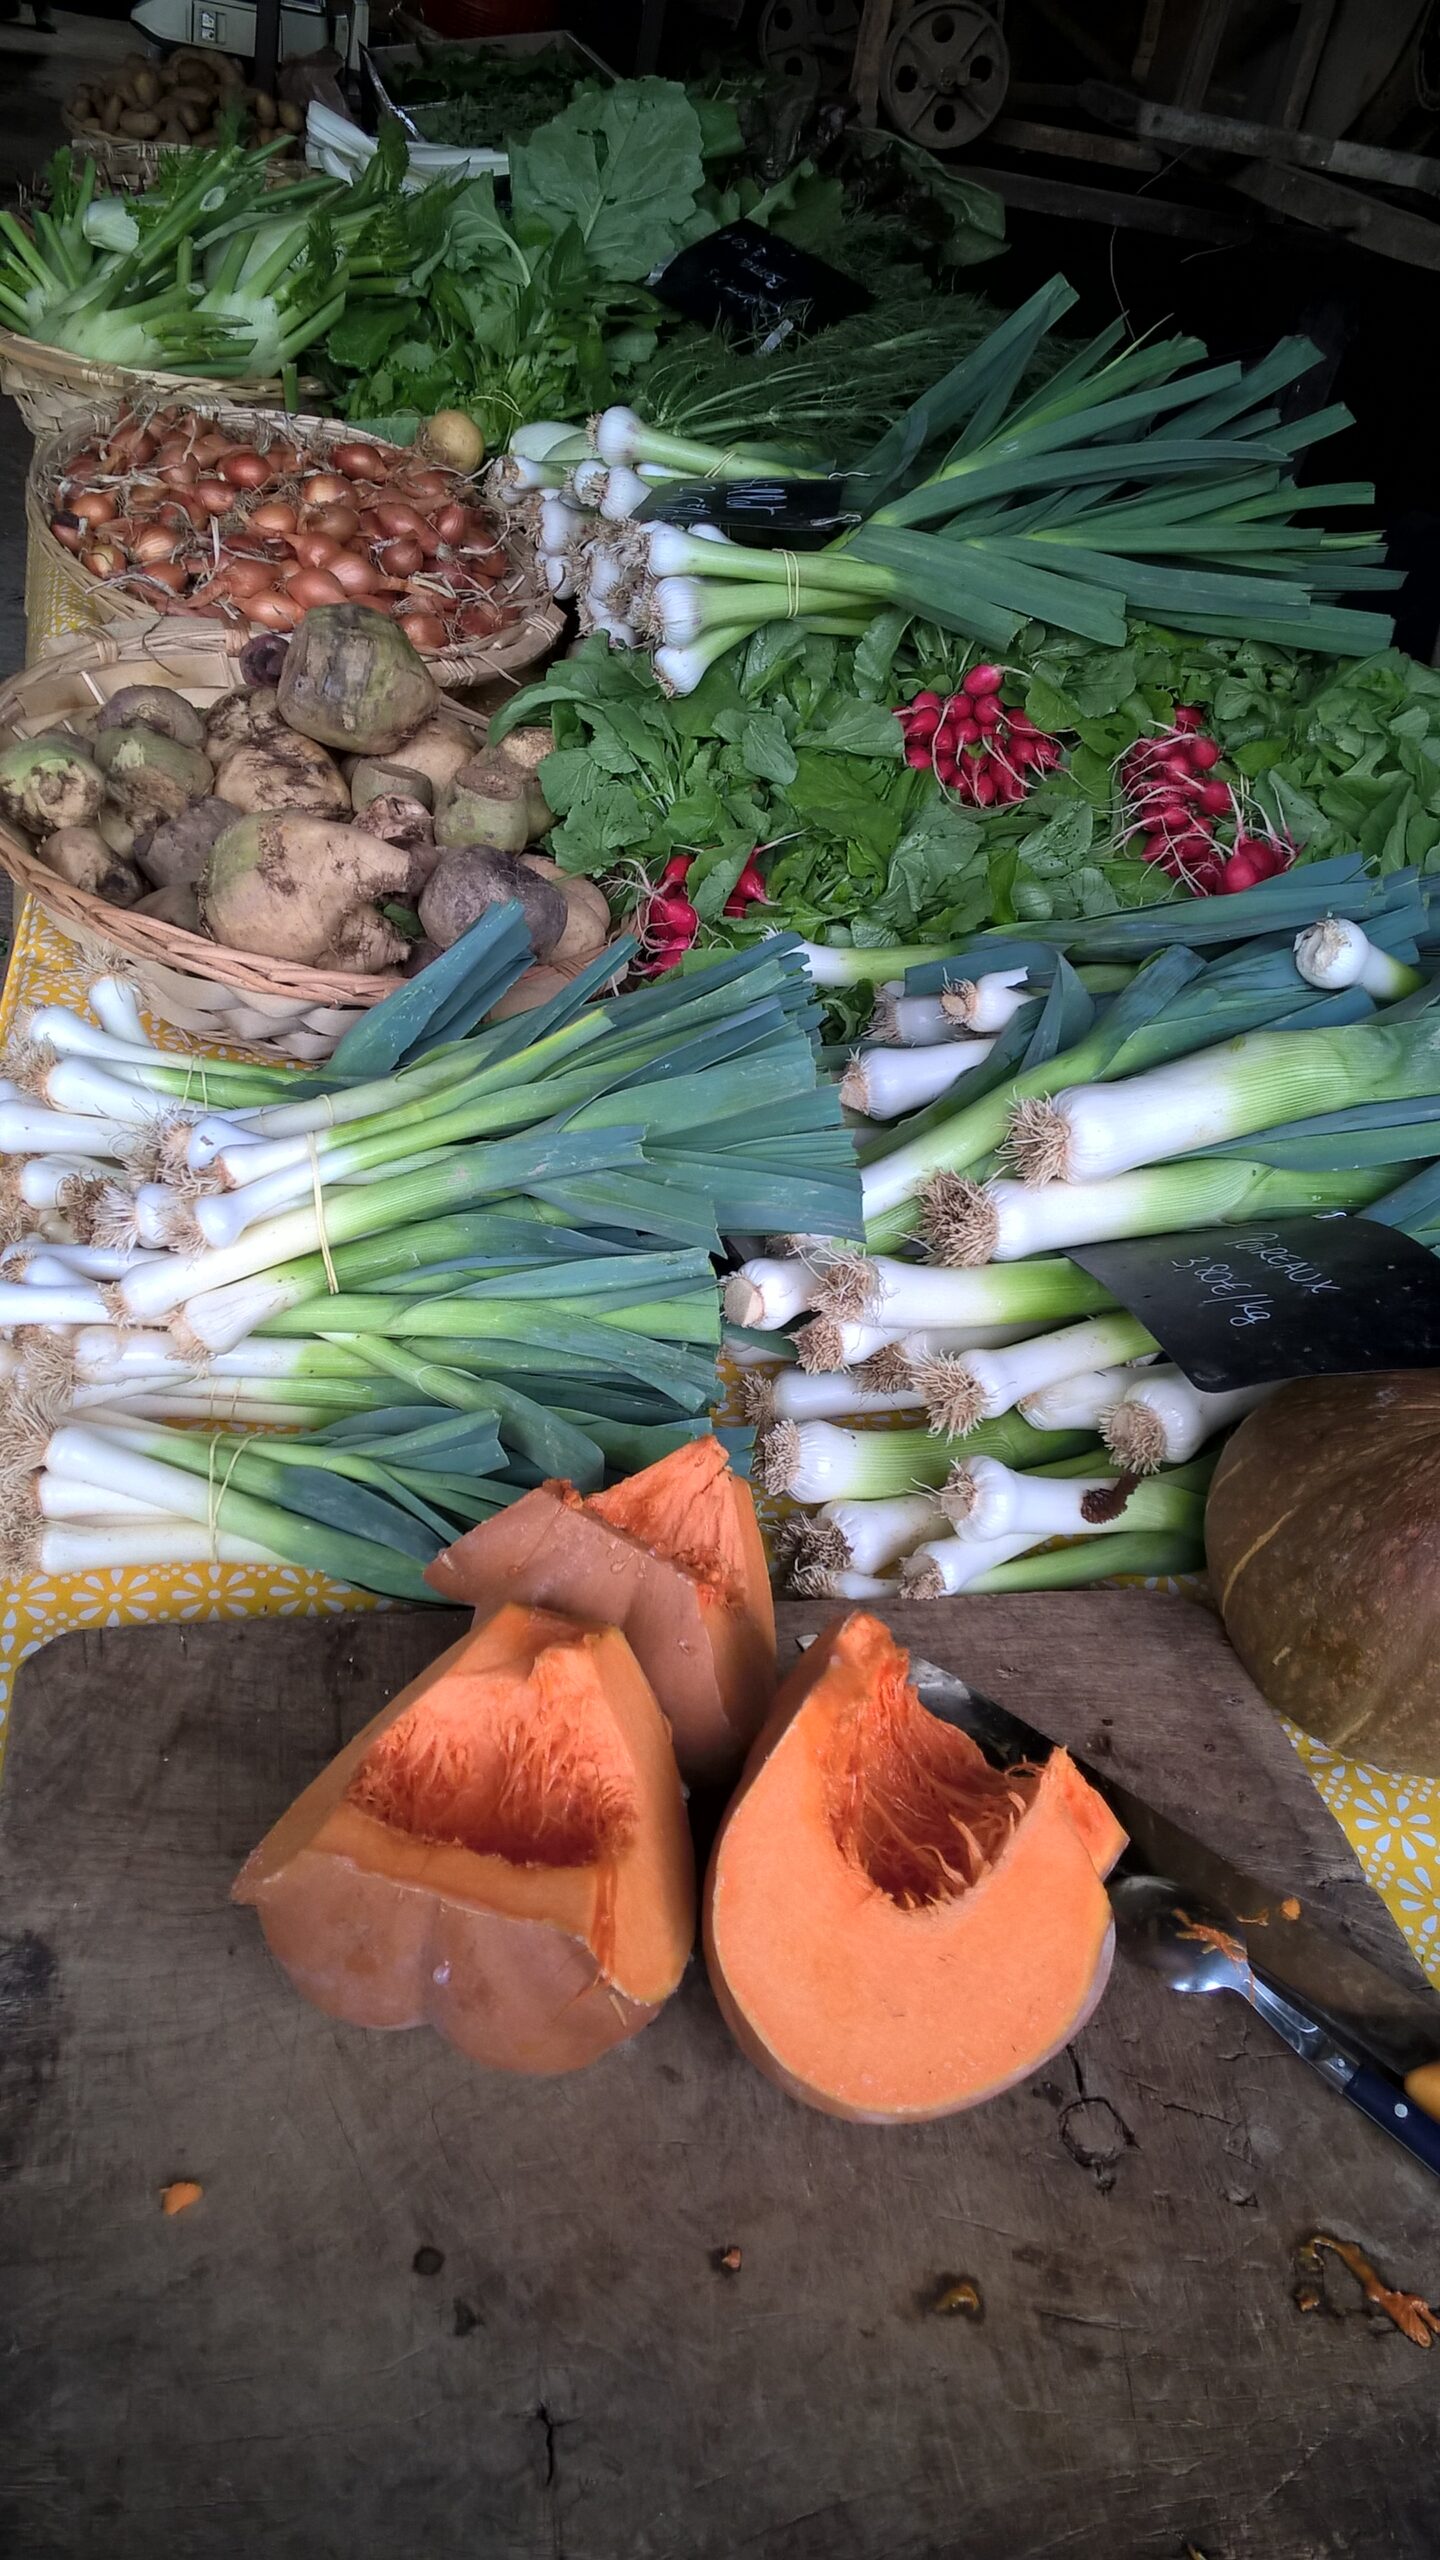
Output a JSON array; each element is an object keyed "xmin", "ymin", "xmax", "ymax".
[{"xmin": 2, "ymin": 1594, "xmax": 1438, "ymax": 2560}]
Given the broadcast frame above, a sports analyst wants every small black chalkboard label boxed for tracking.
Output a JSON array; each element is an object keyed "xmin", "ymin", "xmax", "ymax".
[
  {"xmin": 651, "ymin": 219, "xmax": 869, "ymax": 339},
  {"xmin": 635, "ymin": 475, "xmax": 859, "ymax": 548},
  {"xmin": 1071, "ymin": 1214, "xmax": 1440, "ymax": 1391}
]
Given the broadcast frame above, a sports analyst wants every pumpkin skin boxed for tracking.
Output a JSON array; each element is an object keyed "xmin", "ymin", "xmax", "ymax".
[{"xmin": 1206, "ymin": 1373, "xmax": 1440, "ymax": 1773}]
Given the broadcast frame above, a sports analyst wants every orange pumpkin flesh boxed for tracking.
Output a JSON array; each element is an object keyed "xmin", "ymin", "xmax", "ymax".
[
  {"xmin": 425, "ymin": 1438, "xmax": 776, "ymax": 1783},
  {"xmin": 704, "ymin": 1613, "xmax": 1122, "ymax": 2123},
  {"xmin": 234, "ymin": 1604, "xmax": 695, "ymax": 2074}
]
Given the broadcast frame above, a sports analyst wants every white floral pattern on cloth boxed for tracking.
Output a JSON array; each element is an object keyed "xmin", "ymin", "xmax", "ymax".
[{"xmin": 2, "ymin": 900, "xmax": 1439, "ymax": 1984}]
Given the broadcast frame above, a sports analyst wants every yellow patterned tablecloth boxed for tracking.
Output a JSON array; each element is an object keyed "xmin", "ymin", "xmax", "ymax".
[{"xmin": 1, "ymin": 897, "xmax": 1437, "ymax": 1983}]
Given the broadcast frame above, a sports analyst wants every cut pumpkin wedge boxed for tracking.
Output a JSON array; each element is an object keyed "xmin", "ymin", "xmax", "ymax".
[
  {"xmin": 234, "ymin": 1603, "xmax": 695, "ymax": 2075},
  {"xmin": 704, "ymin": 1612, "xmax": 1123, "ymax": 2123},
  {"xmin": 425, "ymin": 1438, "xmax": 776, "ymax": 1783}
]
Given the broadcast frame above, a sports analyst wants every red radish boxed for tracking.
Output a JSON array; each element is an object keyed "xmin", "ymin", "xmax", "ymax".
[
  {"xmin": 1219, "ymin": 847, "xmax": 1266, "ymax": 892},
  {"xmin": 1187, "ymin": 736, "xmax": 1221, "ymax": 770},
  {"xmin": 972, "ymin": 695, "xmax": 1001, "ymax": 730},
  {"xmin": 973, "ymin": 770, "xmax": 997, "ymax": 807},
  {"xmin": 910, "ymin": 690, "xmax": 943, "ymax": 712},
  {"xmin": 1195, "ymin": 779, "xmax": 1232, "ymax": 815},
  {"xmin": 1172, "ymin": 705, "xmax": 1204, "ymax": 730},
  {"xmin": 964, "ymin": 663, "xmax": 1004, "ymax": 696},
  {"xmin": 723, "ymin": 856, "xmax": 770, "ymax": 915},
  {"xmin": 905, "ymin": 742, "xmax": 935, "ymax": 771},
  {"xmin": 659, "ymin": 855, "xmax": 693, "ymax": 887}
]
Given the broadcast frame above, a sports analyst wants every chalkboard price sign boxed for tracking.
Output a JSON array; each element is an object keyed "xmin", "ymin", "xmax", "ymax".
[{"xmin": 1072, "ymin": 1214, "xmax": 1440, "ymax": 1391}]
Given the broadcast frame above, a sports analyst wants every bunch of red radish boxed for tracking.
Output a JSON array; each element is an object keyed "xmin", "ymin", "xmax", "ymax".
[
  {"xmin": 1119, "ymin": 708, "xmax": 1294, "ymax": 895},
  {"xmin": 49, "ymin": 404, "xmax": 519, "ymax": 656},
  {"xmin": 639, "ymin": 850, "xmax": 770, "ymax": 973},
  {"xmin": 895, "ymin": 665, "xmax": 1065, "ymax": 807}
]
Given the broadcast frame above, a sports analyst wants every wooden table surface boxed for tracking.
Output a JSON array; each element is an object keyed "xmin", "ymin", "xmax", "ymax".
[{"xmin": 2, "ymin": 1594, "xmax": 1438, "ymax": 2560}]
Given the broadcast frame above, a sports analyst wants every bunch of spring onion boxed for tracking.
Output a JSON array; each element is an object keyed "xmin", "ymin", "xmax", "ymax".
[
  {"xmin": 493, "ymin": 275, "xmax": 1399, "ymax": 691},
  {"xmin": 1, "ymin": 129, "xmax": 421, "ymax": 381},
  {"xmin": 0, "ymin": 915, "xmax": 855, "ymax": 1595},
  {"xmin": 733, "ymin": 859, "xmax": 1440, "ymax": 1585}
]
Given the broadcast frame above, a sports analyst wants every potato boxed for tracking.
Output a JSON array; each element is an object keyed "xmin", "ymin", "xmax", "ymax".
[
  {"xmin": 349, "ymin": 757, "xmax": 434, "ymax": 813},
  {"xmin": 135, "ymin": 796, "xmax": 242, "ymax": 891},
  {"xmin": 118, "ymin": 110, "xmax": 162, "ymax": 138},
  {"xmin": 385, "ymin": 715, "xmax": 473, "ymax": 797},
  {"xmin": 486, "ymin": 966, "xmax": 571, "ymax": 1021},
  {"xmin": 39, "ymin": 825, "xmax": 145, "ymax": 906},
  {"xmin": 201, "ymin": 814, "xmax": 415, "ymax": 972},
  {"xmin": 135, "ymin": 880, "xmax": 202, "ymax": 932},
  {"xmin": 213, "ymin": 732, "xmax": 349, "ymax": 819},
  {"xmin": 520, "ymin": 854, "xmax": 611, "ymax": 969},
  {"xmin": 437, "ymin": 749, "xmax": 548, "ymax": 856},
  {"xmin": 204, "ymin": 686, "xmax": 287, "ymax": 761},
  {"xmin": 93, "ymin": 726, "xmax": 213, "ymax": 826},
  {"xmin": 419, "ymin": 845, "xmax": 566, "ymax": 955},
  {"xmin": 96, "ymin": 686, "xmax": 206, "ymax": 752},
  {"xmin": 132, "ymin": 65, "xmax": 161, "ymax": 106}
]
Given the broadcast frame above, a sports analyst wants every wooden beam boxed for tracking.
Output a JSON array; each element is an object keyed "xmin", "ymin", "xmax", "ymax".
[
  {"xmin": 1229, "ymin": 157, "xmax": 1440, "ymax": 268},
  {"xmin": 988, "ymin": 117, "xmax": 1164, "ymax": 172},
  {"xmin": 1274, "ymin": 0, "xmax": 1339, "ymax": 128},
  {"xmin": 1175, "ymin": 0, "xmax": 1231, "ymax": 105},
  {"xmin": 851, "ymin": 0, "xmax": 894, "ymax": 126},
  {"xmin": 1083, "ymin": 80, "xmax": 1440, "ymax": 195},
  {"xmin": 956, "ymin": 164, "xmax": 1251, "ymax": 242}
]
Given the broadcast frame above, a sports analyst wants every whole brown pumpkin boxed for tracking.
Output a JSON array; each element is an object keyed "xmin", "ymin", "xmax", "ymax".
[{"xmin": 1206, "ymin": 1373, "xmax": 1440, "ymax": 1773}]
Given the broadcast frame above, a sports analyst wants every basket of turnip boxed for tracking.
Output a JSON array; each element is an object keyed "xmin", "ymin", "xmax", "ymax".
[
  {"xmin": 0, "ymin": 612, "xmax": 613, "ymax": 1061},
  {"xmin": 27, "ymin": 399, "xmax": 563, "ymax": 677}
]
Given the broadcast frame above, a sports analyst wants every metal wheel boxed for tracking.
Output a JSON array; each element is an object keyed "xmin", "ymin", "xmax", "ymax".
[
  {"xmin": 757, "ymin": 0, "xmax": 862, "ymax": 86},
  {"xmin": 879, "ymin": 2, "xmax": 1009, "ymax": 150}
]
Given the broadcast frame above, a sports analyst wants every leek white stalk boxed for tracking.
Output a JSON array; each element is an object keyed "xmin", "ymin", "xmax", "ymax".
[
  {"xmin": 790, "ymin": 1567, "xmax": 898, "ymax": 1600},
  {"xmin": 36, "ymin": 1474, "xmax": 165, "ymax": 1520},
  {"xmin": 757, "ymin": 1411, "xmax": 1077, "ymax": 1504},
  {"xmin": 818, "ymin": 1493, "xmax": 939, "ymax": 1573},
  {"xmin": 1102, "ymin": 1370, "xmax": 1273, "ymax": 1472},
  {"xmin": 868, "ymin": 990, "xmax": 967, "ymax": 1046},
  {"xmin": 539, "ymin": 494, "xmax": 585, "ymax": 554},
  {"xmin": 88, "ymin": 977, "xmax": 148, "ymax": 1045},
  {"xmin": 839, "ymin": 1038, "xmax": 996, "ymax": 1121},
  {"xmin": 789, "ymin": 939, "xmax": 962, "ymax": 990},
  {"xmin": 0, "ymin": 1279, "xmax": 109, "ymax": 1326},
  {"xmin": 815, "ymin": 1251, "xmax": 1111, "ymax": 1331},
  {"xmin": 1293, "ymin": 918, "xmax": 1423, "ymax": 1001},
  {"xmin": 1018, "ymin": 1365, "xmax": 1146, "ymax": 1433},
  {"xmin": 792, "ymin": 1315, "xmax": 902, "ymax": 1371},
  {"xmin": 901, "ymin": 1531, "xmax": 1039, "ymax": 1596},
  {"xmin": 941, "ymin": 969, "xmax": 1031, "ymax": 1035},
  {"xmin": 0, "ymin": 1155, "xmax": 108, "ymax": 1214},
  {"xmin": 761, "ymin": 1368, "xmax": 925, "ymax": 1423},
  {"xmin": 21, "ymin": 1241, "xmax": 154, "ymax": 1279},
  {"xmin": 1010, "ymin": 1015, "xmax": 1440, "ymax": 1187},
  {"xmin": 40, "ymin": 1057, "xmax": 184, "ymax": 1125},
  {"xmin": 929, "ymin": 1158, "xmax": 1393, "ymax": 1267},
  {"xmin": 939, "ymin": 1456, "xmax": 1199, "ymax": 1543},
  {"xmin": 36, "ymin": 1522, "xmax": 289, "ymax": 1573},
  {"xmin": 917, "ymin": 1312, "xmax": 1156, "ymax": 1437},
  {"xmin": 600, "ymin": 465, "xmax": 650, "ymax": 522},
  {"xmin": 723, "ymin": 1256, "xmax": 823, "ymax": 1329},
  {"xmin": 0, "ymin": 1104, "xmax": 132, "ymax": 1157}
]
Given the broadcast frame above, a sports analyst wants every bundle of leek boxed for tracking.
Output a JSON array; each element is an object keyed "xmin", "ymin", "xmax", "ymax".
[
  {"xmin": 503, "ymin": 277, "xmax": 1400, "ymax": 682},
  {"xmin": 0, "ymin": 920, "xmax": 852, "ymax": 1592}
]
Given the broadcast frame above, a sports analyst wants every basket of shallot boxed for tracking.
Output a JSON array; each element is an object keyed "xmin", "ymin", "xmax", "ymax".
[{"xmin": 26, "ymin": 400, "xmax": 564, "ymax": 679}]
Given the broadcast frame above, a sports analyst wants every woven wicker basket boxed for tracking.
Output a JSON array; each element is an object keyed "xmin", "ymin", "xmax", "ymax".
[
  {"xmin": 61, "ymin": 116, "xmax": 303, "ymax": 195},
  {"xmin": 0, "ymin": 619, "xmax": 492, "ymax": 1060},
  {"xmin": 26, "ymin": 401, "xmax": 565, "ymax": 682},
  {"xmin": 0, "ymin": 325, "xmax": 297, "ymax": 444}
]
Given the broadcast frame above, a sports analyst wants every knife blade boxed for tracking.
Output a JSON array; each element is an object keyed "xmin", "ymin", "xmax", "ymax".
[{"xmin": 903, "ymin": 1652, "xmax": 1440, "ymax": 2079}]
